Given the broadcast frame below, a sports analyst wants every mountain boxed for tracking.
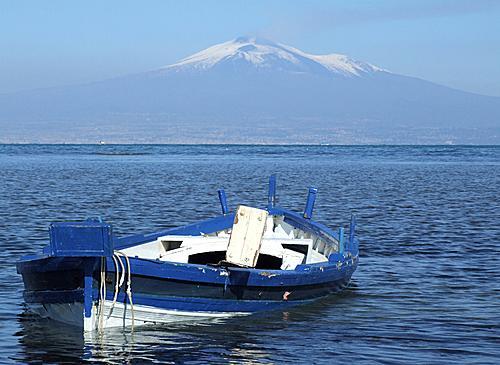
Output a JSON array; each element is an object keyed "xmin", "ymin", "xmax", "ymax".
[
  {"xmin": 1, "ymin": 36, "xmax": 499, "ymax": 144},
  {"xmin": 160, "ymin": 36, "xmax": 384, "ymax": 75}
]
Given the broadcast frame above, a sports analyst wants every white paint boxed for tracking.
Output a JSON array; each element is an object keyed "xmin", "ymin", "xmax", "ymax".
[
  {"xmin": 26, "ymin": 301, "xmax": 248, "ymax": 332},
  {"xmin": 226, "ymin": 206, "xmax": 268, "ymax": 267},
  {"xmin": 97, "ymin": 301, "xmax": 248, "ymax": 330},
  {"xmin": 121, "ymin": 214, "xmax": 332, "ymax": 269}
]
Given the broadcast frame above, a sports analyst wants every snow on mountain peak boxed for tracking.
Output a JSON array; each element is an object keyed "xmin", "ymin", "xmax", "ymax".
[{"xmin": 163, "ymin": 37, "xmax": 387, "ymax": 76}]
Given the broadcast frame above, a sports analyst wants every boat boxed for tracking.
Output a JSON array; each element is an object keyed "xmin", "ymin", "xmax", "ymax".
[{"xmin": 16, "ymin": 176, "xmax": 359, "ymax": 331}]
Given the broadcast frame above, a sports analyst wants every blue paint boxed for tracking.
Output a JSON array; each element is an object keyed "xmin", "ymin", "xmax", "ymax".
[
  {"xmin": 23, "ymin": 288, "xmax": 314, "ymax": 313},
  {"xmin": 16, "ymin": 178, "xmax": 360, "ymax": 323},
  {"xmin": 109, "ymin": 292, "xmax": 314, "ymax": 313},
  {"xmin": 115, "ymin": 213, "xmax": 236, "ymax": 249},
  {"xmin": 338, "ymin": 227, "xmax": 345, "ymax": 254},
  {"xmin": 349, "ymin": 214, "xmax": 356, "ymax": 247},
  {"xmin": 303, "ymin": 187, "xmax": 317, "ymax": 219},
  {"xmin": 49, "ymin": 219, "xmax": 113, "ymax": 257},
  {"xmin": 268, "ymin": 175, "xmax": 277, "ymax": 208},
  {"xmin": 17, "ymin": 207, "xmax": 358, "ymax": 289},
  {"xmin": 278, "ymin": 208, "xmax": 340, "ymax": 244},
  {"xmin": 83, "ymin": 260, "xmax": 93, "ymax": 318},
  {"xmin": 23, "ymin": 289, "xmax": 84, "ymax": 304},
  {"xmin": 217, "ymin": 189, "xmax": 229, "ymax": 215},
  {"xmin": 17, "ymin": 256, "xmax": 89, "ymax": 274}
]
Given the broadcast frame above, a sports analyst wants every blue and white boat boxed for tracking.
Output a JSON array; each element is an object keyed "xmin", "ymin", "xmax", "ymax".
[{"xmin": 17, "ymin": 176, "xmax": 359, "ymax": 331}]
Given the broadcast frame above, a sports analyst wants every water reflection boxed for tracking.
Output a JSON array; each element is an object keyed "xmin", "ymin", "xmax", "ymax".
[
  {"xmin": 16, "ymin": 313, "xmax": 86, "ymax": 364},
  {"xmin": 15, "ymin": 291, "xmax": 351, "ymax": 364}
]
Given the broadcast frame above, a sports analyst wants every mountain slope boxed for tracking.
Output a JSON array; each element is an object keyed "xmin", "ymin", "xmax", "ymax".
[{"xmin": 0, "ymin": 36, "xmax": 499, "ymax": 143}]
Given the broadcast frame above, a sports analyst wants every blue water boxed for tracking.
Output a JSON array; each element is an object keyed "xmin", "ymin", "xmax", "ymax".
[{"xmin": 1, "ymin": 145, "xmax": 499, "ymax": 364}]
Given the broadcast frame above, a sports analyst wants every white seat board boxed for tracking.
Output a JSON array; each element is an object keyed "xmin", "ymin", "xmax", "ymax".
[{"xmin": 226, "ymin": 206, "xmax": 268, "ymax": 268}]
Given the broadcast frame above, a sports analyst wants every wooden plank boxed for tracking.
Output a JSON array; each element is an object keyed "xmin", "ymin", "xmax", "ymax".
[{"xmin": 226, "ymin": 205, "xmax": 268, "ymax": 268}]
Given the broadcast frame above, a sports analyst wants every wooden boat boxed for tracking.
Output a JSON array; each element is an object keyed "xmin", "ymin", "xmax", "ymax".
[{"xmin": 16, "ymin": 176, "xmax": 359, "ymax": 331}]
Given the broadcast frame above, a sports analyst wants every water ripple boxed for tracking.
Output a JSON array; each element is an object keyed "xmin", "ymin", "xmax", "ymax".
[{"xmin": 0, "ymin": 145, "xmax": 499, "ymax": 364}]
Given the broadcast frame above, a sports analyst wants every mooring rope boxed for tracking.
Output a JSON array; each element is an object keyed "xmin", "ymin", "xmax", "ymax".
[
  {"xmin": 115, "ymin": 251, "xmax": 135, "ymax": 331},
  {"xmin": 98, "ymin": 257, "xmax": 106, "ymax": 331},
  {"xmin": 97, "ymin": 251, "xmax": 134, "ymax": 332},
  {"xmin": 105, "ymin": 253, "xmax": 123, "ymax": 321}
]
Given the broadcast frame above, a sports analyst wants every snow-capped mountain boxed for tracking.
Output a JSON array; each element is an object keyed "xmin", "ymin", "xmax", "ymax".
[
  {"xmin": 161, "ymin": 36, "xmax": 384, "ymax": 76},
  {"xmin": 0, "ymin": 36, "xmax": 499, "ymax": 143}
]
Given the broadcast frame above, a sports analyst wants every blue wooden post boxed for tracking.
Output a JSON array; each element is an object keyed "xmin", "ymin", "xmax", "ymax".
[
  {"xmin": 218, "ymin": 189, "xmax": 229, "ymax": 215},
  {"xmin": 268, "ymin": 175, "xmax": 277, "ymax": 209},
  {"xmin": 303, "ymin": 187, "xmax": 317, "ymax": 219},
  {"xmin": 349, "ymin": 214, "xmax": 356, "ymax": 247},
  {"xmin": 338, "ymin": 227, "xmax": 345, "ymax": 254},
  {"xmin": 83, "ymin": 260, "xmax": 94, "ymax": 319}
]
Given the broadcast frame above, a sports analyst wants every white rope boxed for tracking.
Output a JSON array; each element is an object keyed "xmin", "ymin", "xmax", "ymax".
[
  {"xmin": 116, "ymin": 253, "xmax": 126, "ymax": 288},
  {"xmin": 105, "ymin": 253, "xmax": 122, "ymax": 321},
  {"xmin": 115, "ymin": 251, "xmax": 135, "ymax": 331},
  {"xmin": 98, "ymin": 257, "xmax": 106, "ymax": 331},
  {"xmin": 96, "ymin": 251, "xmax": 134, "ymax": 332}
]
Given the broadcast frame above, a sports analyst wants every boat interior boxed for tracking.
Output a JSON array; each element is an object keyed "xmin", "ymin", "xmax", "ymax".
[{"xmin": 121, "ymin": 214, "xmax": 339, "ymax": 271}]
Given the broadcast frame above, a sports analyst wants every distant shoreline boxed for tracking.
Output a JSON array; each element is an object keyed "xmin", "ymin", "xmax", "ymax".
[{"xmin": 0, "ymin": 143, "xmax": 499, "ymax": 147}]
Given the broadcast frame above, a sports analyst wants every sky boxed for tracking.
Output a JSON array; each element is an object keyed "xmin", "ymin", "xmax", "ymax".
[{"xmin": 1, "ymin": 0, "xmax": 500, "ymax": 96}]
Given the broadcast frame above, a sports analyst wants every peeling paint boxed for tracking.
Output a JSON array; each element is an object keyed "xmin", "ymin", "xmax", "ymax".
[{"xmin": 259, "ymin": 271, "xmax": 278, "ymax": 278}]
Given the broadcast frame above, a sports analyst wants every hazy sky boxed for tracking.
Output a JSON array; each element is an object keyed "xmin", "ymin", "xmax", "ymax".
[{"xmin": 1, "ymin": 0, "xmax": 499, "ymax": 96}]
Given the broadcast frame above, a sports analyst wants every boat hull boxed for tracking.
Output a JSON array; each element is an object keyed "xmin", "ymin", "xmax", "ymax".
[
  {"xmin": 17, "ymin": 202, "xmax": 360, "ymax": 331},
  {"xmin": 25, "ymin": 300, "xmax": 248, "ymax": 329},
  {"xmin": 18, "ymin": 254, "xmax": 358, "ymax": 330}
]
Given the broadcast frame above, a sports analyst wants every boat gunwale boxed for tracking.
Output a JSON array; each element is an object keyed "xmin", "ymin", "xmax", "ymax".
[
  {"xmin": 114, "ymin": 206, "xmax": 353, "ymax": 251},
  {"xmin": 17, "ymin": 206, "xmax": 359, "ymax": 288}
]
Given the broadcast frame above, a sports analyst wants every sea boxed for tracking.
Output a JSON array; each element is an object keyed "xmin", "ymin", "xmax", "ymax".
[{"xmin": 0, "ymin": 144, "xmax": 499, "ymax": 364}]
